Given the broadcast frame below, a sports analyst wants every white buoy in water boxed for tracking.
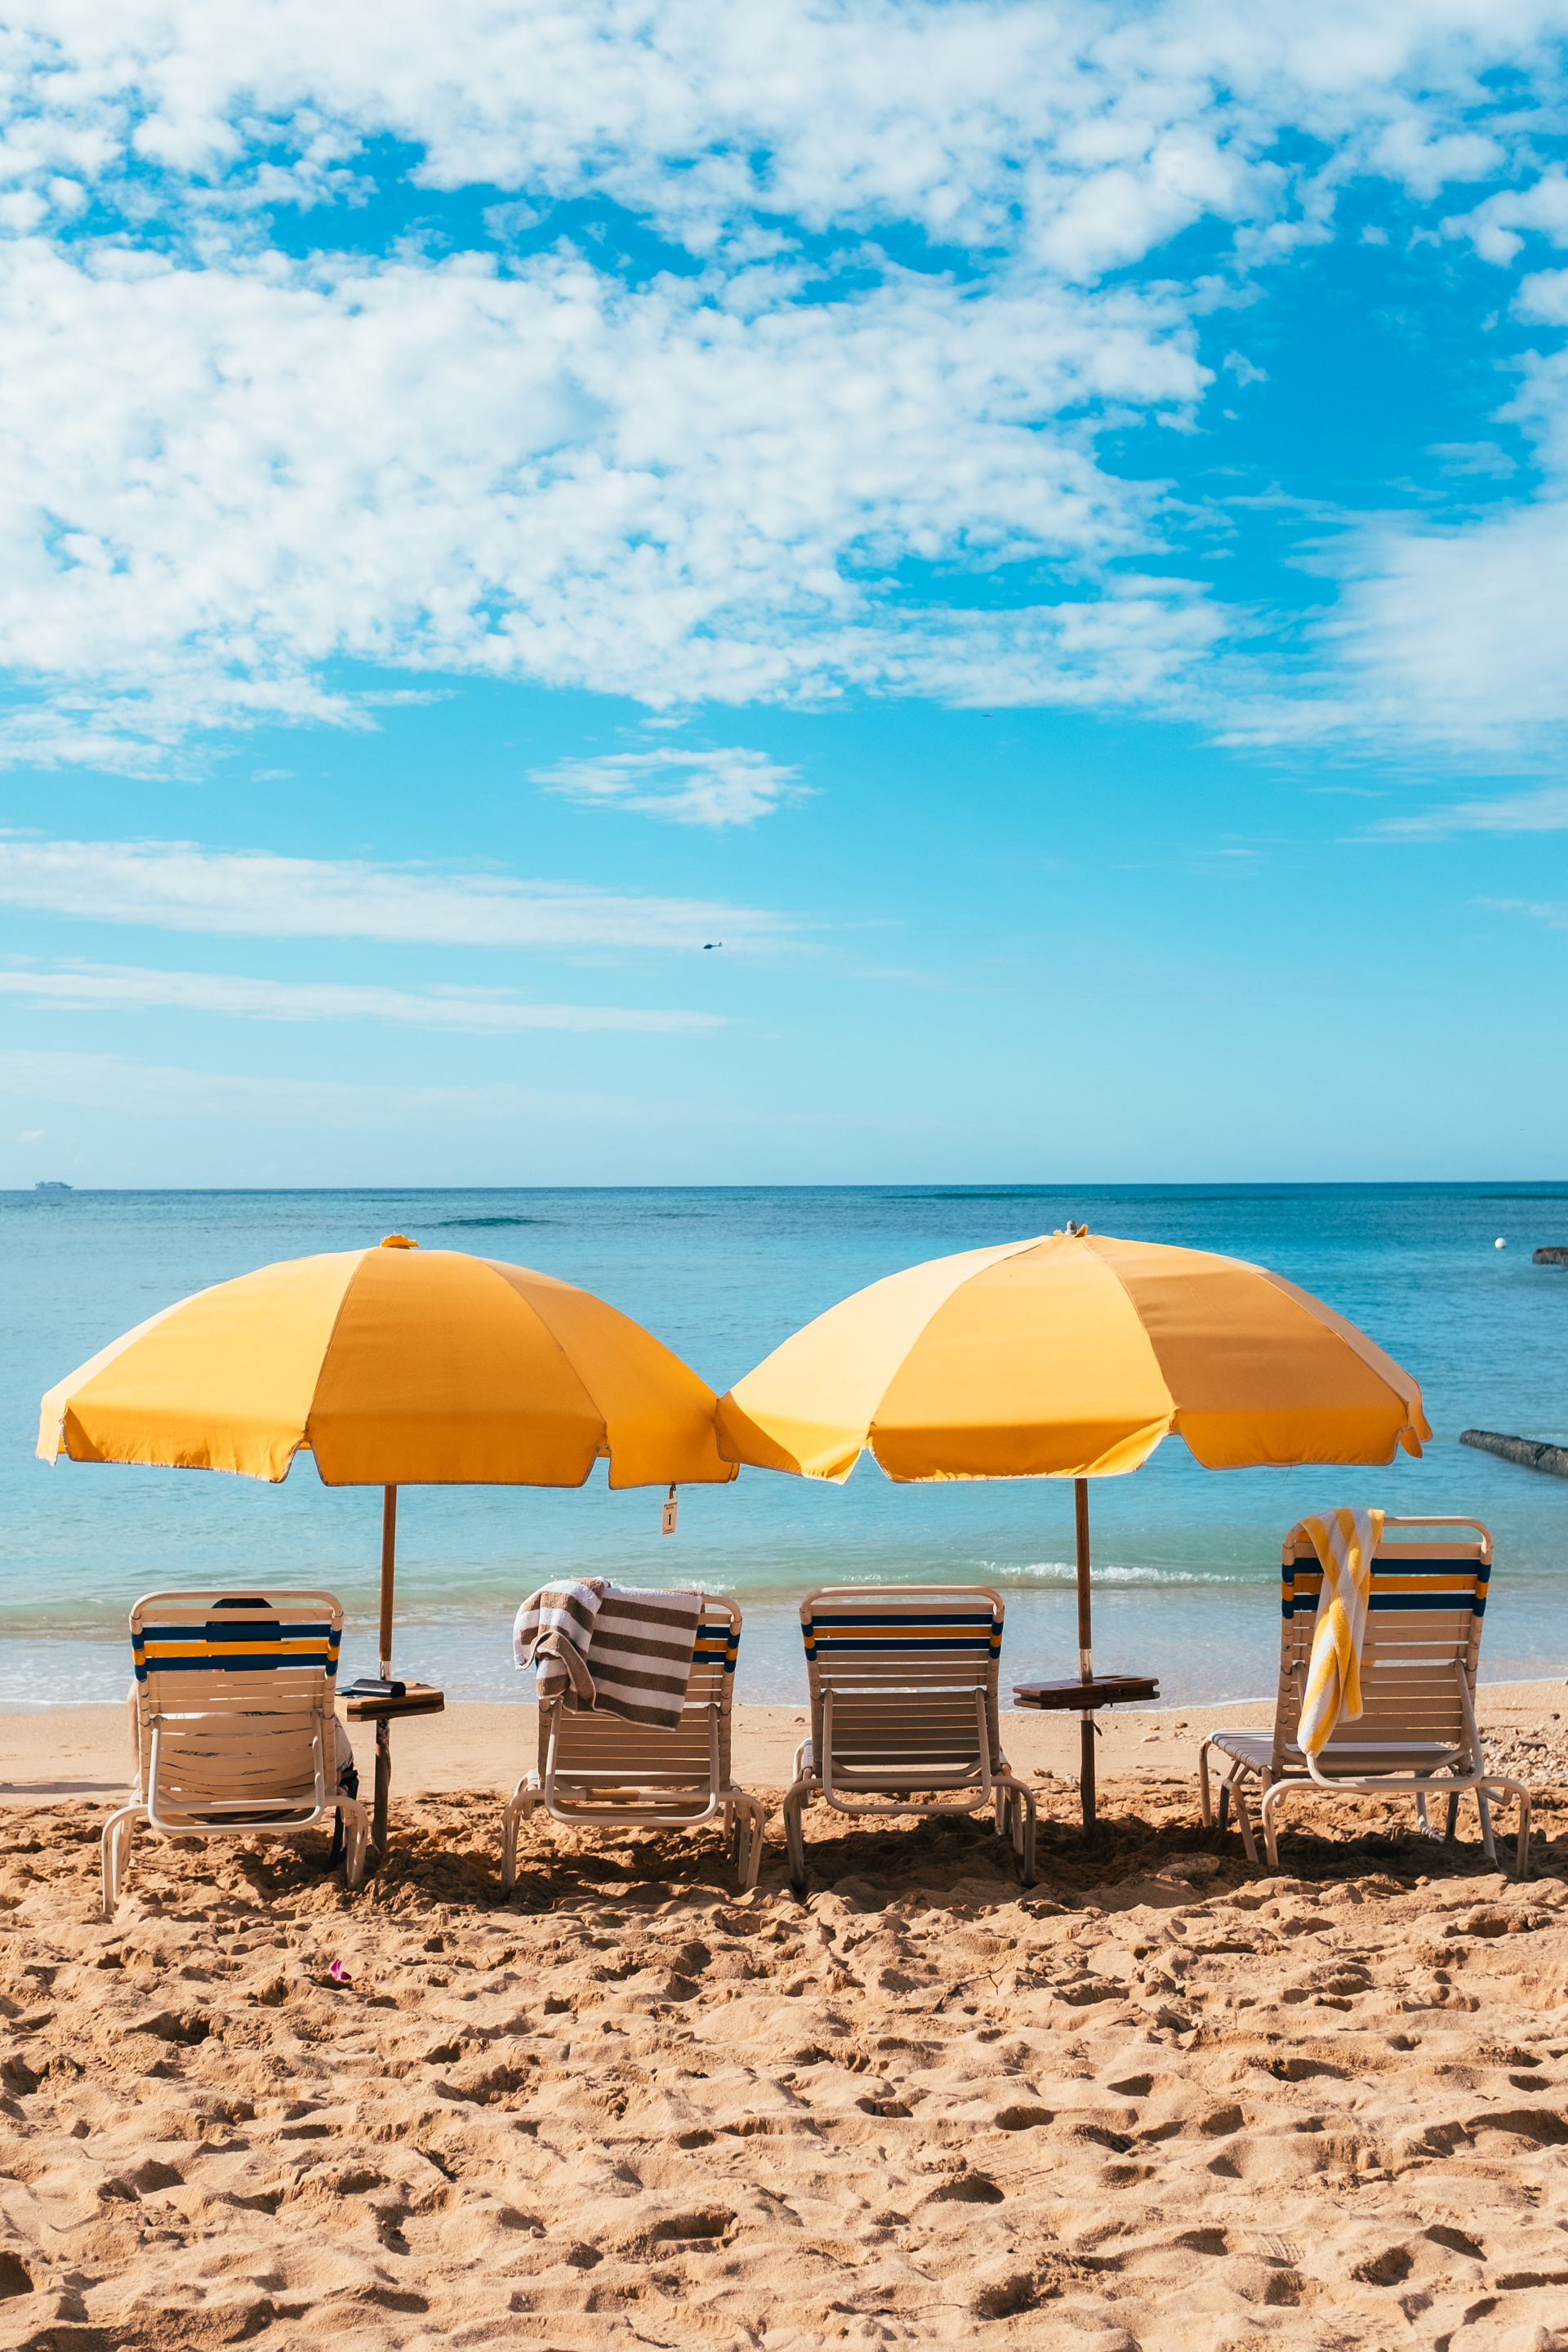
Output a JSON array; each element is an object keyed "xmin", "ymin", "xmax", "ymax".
[{"xmin": 1495, "ymin": 1237, "xmax": 1507, "ymax": 1250}]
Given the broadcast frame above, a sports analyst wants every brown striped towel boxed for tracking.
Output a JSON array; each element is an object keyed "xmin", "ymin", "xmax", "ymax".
[{"xmin": 512, "ymin": 1580, "xmax": 702, "ymax": 1730}]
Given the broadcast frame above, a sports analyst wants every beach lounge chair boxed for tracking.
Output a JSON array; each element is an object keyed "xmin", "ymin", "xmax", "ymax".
[
  {"xmin": 1198, "ymin": 1517, "xmax": 1532, "ymax": 1878},
  {"xmin": 782, "ymin": 1584, "xmax": 1037, "ymax": 1895},
  {"xmin": 501, "ymin": 1595, "xmax": 765, "ymax": 1892},
  {"xmin": 102, "ymin": 1589, "xmax": 368, "ymax": 1919}
]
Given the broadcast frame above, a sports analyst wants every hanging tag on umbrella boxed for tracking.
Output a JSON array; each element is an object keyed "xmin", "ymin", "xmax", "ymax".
[{"xmin": 662, "ymin": 1483, "xmax": 679, "ymax": 1536}]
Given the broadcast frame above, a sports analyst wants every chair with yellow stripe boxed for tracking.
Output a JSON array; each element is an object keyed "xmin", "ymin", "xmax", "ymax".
[
  {"xmin": 103, "ymin": 1590, "xmax": 368, "ymax": 1918},
  {"xmin": 501, "ymin": 1596, "xmax": 765, "ymax": 1894},
  {"xmin": 782, "ymin": 1584, "xmax": 1036, "ymax": 1895},
  {"xmin": 1198, "ymin": 1517, "xmax": 1531, "ymax": 1877}
]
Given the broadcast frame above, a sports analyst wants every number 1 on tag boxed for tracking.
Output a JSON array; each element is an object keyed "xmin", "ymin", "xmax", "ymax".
[{"xmin": 662, "ymin": 1485, "xmax": 678, "ymax": 1536}]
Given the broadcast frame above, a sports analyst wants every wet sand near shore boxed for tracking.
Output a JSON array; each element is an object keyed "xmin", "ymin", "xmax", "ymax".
[{"xmin": 2, "ymin": 1690, "xmax": 1566, "ymax": 2351}]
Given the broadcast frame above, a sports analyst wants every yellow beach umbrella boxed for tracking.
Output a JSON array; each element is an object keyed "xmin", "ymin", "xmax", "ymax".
[
  {"xmin": 715, "ymin": 1226, "xmax": 1429, "ymax": 1824},
  {"xmin": 40, "ymin": 1235, "xmax": 736, "ymax": 1845}
]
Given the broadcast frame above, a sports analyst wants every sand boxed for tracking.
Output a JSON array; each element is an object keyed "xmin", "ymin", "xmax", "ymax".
[{"xmin": 2, "ymin": 1688, "xmax": 1567, "ymax": 2352}]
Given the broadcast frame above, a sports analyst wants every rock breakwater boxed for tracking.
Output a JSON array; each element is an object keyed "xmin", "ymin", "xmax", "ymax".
[{"xmin": 1461, "ymin": 1428, "xmax": 1568, "ymax": 1479}]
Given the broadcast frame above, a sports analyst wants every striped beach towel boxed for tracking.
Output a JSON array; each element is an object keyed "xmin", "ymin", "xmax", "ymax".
[
  {"xmin": 512, "ymin": 1579, "xmax": 702, "ymax": 1729},
  {"xmin": 512, "ymin": 1578, "xmax": 604, "ymax": 1707},
  {"xmin": 1295, "ymin": 1508, "xmax": 1384, "ymax": 1755}
]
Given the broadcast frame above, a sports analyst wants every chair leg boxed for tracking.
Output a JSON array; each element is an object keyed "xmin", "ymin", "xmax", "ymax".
[
  {"xmin": 731, "ymin": 1794, "xmax": 765, "ymax": 1893},
  {"xmin": 1476, "ymin": 1786, "xmax": 1497, "ymax": 1863},
  {"xmin": 1259, "ymin": 1773, "xmax": 1281, "ymax": 1869},
  {"xmin": 997, "ymin": 1775, "xmax": 1036, "ymax": 1885},
  {"xmin": 1218, "ymin": 1783, "xmax": 1230, "ymax": 1833},
  {"xmin": 501, "ymin": 1780, "xmax": 538, "ymax": 1895},
  {"xmin": 101, "ymin": 1806, "xmax": 139, "ymax": 1921},
  {"xmin": 1198, "ymin": 1740, "xmax": 1214, "ymax": 1829},
  {"xmin": 1232, "ymin": 1780, "xmax": 1258, "ymax": 1866},
  {"xmin": 340, "ymin": 1798, "xmax": 369, "ymax": 1891},
  {"xmin": 783, "ymin": 1780, "xmax": 810, "ymax": 1898},
  {"xmin": 1415, "ymin": 1793, "xmax": 1434, "ymax": 1838},
  {"xmin": 1480, "ymin": 1776, "xmax": 1533, "ymax": 1882},
  {"xmin": 327, "ymin": 1757, "xmax": 360, "ymax": 1871},
  {"xmin": 1444, "ymin": 1792, "xmax": 1460, "ymax": 1843},
  {"xmin": 1016, "ymin": 1785, "xmax": 1037, "ymax": 1889}
]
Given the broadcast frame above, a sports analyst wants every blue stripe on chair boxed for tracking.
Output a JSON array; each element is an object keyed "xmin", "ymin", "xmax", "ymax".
[
  {"xmin": 140, "ymin": 1652, "xmax": 331, "ymax": 1673},
  {"xmin": 132, "ymin": 1625, "xmax": 337, "ymax": 1681},
  {"xmin": 804, "ymin": 1610, "xmax": 1001, "ymax": 1661},
  {"xmin": 806, "ymin": 1633, "xmax": 998, "ymax": 1650},
  {"xmin": 138, "ymin": 1619, "xmax": 332, "ymax": 1642},
  {"xmin": 808, "ymin": 1610, "xmax": 997, "ymax": 1626},
  {"xmin": 1281, "ymin": 1557, "xmax": 1485, "ymax": 1619},
  {"xmin": 806, "ymin": 1625, "xmax": 999, "ymax": 1639}
]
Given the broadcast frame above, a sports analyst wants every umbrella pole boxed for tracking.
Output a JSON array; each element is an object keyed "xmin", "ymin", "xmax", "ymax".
[
  {"xmin": 1076, "ymin": 1477, "xmax": 1096, "ymax": 1833},
  {"xmin": 374, "ymin": 1486, "xmax": 397, "ymax": 1854}
]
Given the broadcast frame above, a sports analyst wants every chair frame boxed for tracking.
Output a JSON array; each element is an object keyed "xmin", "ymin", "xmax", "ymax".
[
  {"xmin": 501, "ymin": 1593, "xmax": 765, "ymax": 1894},
  {"xmin": 103, "ymin": 1588, "xmax": 368, "ymax": 1918},
  {"xmin": 1198, "ymin": 1518, "xmax": 1531, "ymax": 1878},
  {"xmin": 782, "ymin": 1583, "xmax": 1037, "ymax": 1895}
]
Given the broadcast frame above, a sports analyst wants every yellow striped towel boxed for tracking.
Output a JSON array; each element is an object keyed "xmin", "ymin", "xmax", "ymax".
[{"xmin": 1296, "ymin": 1508, "xmax": 1384, "ymax": 1755}]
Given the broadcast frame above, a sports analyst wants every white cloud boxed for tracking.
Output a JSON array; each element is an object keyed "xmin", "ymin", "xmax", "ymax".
[
  {"xmin": 1427, "ymin": 439, "xmax": 1516, "ymax": 475},
  {"xmin": 0, "ymin": 3, "xmax": 1557, "ymax": 759},
  {"xmin": 0, "ymin": 832, "xmax": 796, "ymax": 950},
  {"xmin": 1517, "ymin": 267, "xmax": 1568, "ymax": 324},
  {"xmin": 0, "ymin": 2, "xmax": 1542, "ymax": 256},
  {"xmin": 1480, "ymin": 894, "xmax": 1568, "ymax": 926},
  {"xmin": 534, "ymin": 746, "xmax": 805, "ymax": 826},
  {"xmin": 1444, "ymin": 163, "xmax": 1568, "ymax": 264},
  {"xmin": 1369, "ymin": 785, "xmax": 1568, "ymax": 839},
  {"xmin": 1218, "ymin": 496, "xmax": 1568, "ymax": 755},
  {"xmin": 19, "ymin": 1127, "xmax": 44, "ymax": 1142},
  {"xmin": 0, "ymin": 1046, "xmax": 664, "ymax": 1127},
  {"xmin": 0, "ymin": 960, "xmax": 723, "ymax": 1031},
  {"xmin": 0, "ymin": 232, "xmax": 1221, "ymax": 758}
]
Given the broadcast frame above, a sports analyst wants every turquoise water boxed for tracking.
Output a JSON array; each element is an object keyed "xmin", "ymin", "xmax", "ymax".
[{"xmin": 5, "ymin": 1183, "xmax": 1568, "ymax": 1708}]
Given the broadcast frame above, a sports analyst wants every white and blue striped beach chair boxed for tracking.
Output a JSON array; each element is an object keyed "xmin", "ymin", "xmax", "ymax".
[
  {"xmin": 1198, "ymin": 1517, "xmax": 1531, "ymax": 1876},
  {"xmin": 102, "ymin": 1589, "xmax": 368, "ymax": 1918},
  {"xmin": 501, "ymin": 1594, "xmax": 766, "ymax": 1893},
  {"xmin": 782, "ymin": 1584, "xmax": 1037, "ymax": 1895}
]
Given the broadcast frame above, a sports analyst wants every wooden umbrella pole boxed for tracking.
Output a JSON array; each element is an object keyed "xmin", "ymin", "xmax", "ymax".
[
  {"xmin": 1075, "ymin": 1477, "xmax": 1096, "ymax": 1833},
  {"xmin": 379, "ymin": 1486, "xmax": 397, "ymax": 1677},
  {"xmin": 374, "ymin": 1486, "xmax": 397, "ymax": 1855}
]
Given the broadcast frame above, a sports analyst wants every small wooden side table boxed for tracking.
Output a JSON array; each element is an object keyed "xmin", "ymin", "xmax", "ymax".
[
  {"xmin": 341, "ymin": 1682, "xmax": 445, "ymax": 1855},
  {"xmin": 1012, "ymin": 1673, "xmax": 1160, "ymax": 1832}
]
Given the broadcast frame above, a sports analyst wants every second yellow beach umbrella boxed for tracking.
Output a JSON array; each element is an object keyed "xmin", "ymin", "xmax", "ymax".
[
  {"xmin": 716, "ymin": 1225, "xmax": 1430, "ymax": 1823},
  {"xmin": 40, "ymin": 1234, "xmax": 737, "ymax": 1846},
  {"xmin": 716, "ymin": 1226, "xmax": 1428, "ymax": 1481}
]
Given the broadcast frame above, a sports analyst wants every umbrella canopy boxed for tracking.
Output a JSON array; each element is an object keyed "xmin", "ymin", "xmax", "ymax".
[
  {"xmin": 715, "ymin": 1227, "xmax": 1429, "ymax": 1481},
  {"xmin": 39, "ymin": 1237, "xmax": 737, "ymax": 1490},
  {"xmin": 39, "ymin": 1235, "xmax": 735, "ymax": 1857},
  {"xmin": 715, "ymin": 1226, "xmax": 1429, "ymax": 1835}
]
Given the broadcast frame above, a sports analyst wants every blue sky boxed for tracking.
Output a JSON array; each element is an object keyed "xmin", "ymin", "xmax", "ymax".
[{"xmin": 2, "ymin": 0, "xmax": 1568, "ymax": 1185}]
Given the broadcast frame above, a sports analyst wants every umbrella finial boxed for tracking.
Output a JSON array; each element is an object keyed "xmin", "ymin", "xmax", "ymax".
[{"xmin": 380, "ymin": 1234, "xmax": 418, "ymax": 1249}]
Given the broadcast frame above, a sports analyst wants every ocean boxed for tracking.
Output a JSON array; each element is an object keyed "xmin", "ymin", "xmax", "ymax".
[{"xmin": 6, "ymin": 1183, "xmax": 1568, "ymax": 1712}]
